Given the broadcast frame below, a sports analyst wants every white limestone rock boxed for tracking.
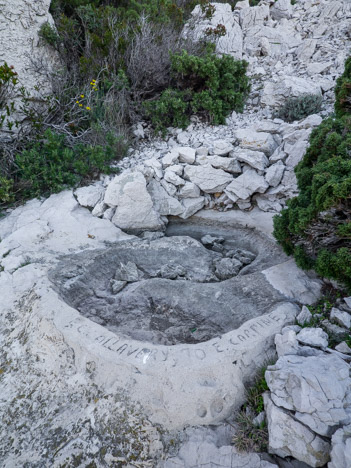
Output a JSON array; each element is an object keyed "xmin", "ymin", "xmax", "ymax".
[
  {"xmin": 236, "ymin": 150, "xmax": 269, "ymax": 171},
  {"xmin": 265, "ymin": 161, "xmax": 285, "ymax": 187},
  {"xmin": 212, "ymin": 139, "xmax": 234, "ymax": 156},
  {"xmin": 234, "ymin": 129, "xmax": 277, "ymax": 155},
  {"xmin": 270, "ymin": 0, "xmax": 292, "ymax": 20},
  {"xmin": 162, "ymin": 149, "xmax": 179, "ymax": 168},
  {"xmin": 177, "ymin": 182, "xmax": 201, "ymax": 199},
  {"xmin": 147, "ymin": 179, "xmax": 183, "ymax": 217},
  {"xmin": 296, "ymin": 328, "xmax": 328, "ymax": 349},
  {"xmin": 185, "ymin": 3, "xmax": 243, "ymax": 59},
  {"xmin": 240, "ymin": 5, "xmax": 270, "ymax": 29},
  {"xmin": 104, "ymin": 172, "xmax": 164, "ymax": 233},
  {"xmin": 345, "ymin": 297, "xmax": 351, "ymax": 308},
  {"xmin": 296, "ymin": 39, "xmax": 317, "ymax": 61},
  {"xmin": 197, "ymin": 155, "xmax": 242, "ymax": 174},
  {"xmin": 266, "ymin": 353, "xmax": 351, "ymax": 437},
  {"xmin": 178, "ymin": 147, "xmax": 196, "ymax": 164},
  {"xmin": 335, "ymin": 342, "xmax": 351, "ymax": 355},
  {"xmin": 264, "ymin": 393, "xmax": 330, "ymax": 467},
  {"xmin": 329, "ymin": 425, "xmax": 351, "ymax": 468},
  {"xmin": 184, "ymin": 165, "xmax": 233, "ymax": 193},
  {"xmin": 254, "ymin": 195, "xmax": 282, "ymax": 213},
  {"xmin": 225, "ymin": 168, "xmax": 269, "ymax": 201},
  {"xmin": 75, "ymin": 185, "xmax": 104, "ymax": 209},
  {"xmin": 179, "ymin": 197, "xmax": 206, "ymax": 219},
  {"xmin": 144, "ymin": 158, "xmax": 163, "ymax": 179},
  {"xmin": 244, "ymin": 24, "xmax": 301, "ymax": 58},
  {"xmin": 330, "ymin": 307, "xmax": 351, "ymax": 329},
  {"xmin": 285, "ymin": 139, "xmax": 309, "ymax": 169},
  {"xmin": 164, "ymin": 167, "xmax": 185, "ymax": 187},
  {"xmin": 274, "ymin": 330, "xmax": 299, "ymax": 358},
  {"xmin": 297, "ymin": 305, "xmax": 312, "ymax": 325},
  {"xmin": 262, "ymin": 76, "xmax": 322, "ymax": 108},
  {"xmin": 262, "ymin": 259, "xmax": 321, "ymax": 304}
]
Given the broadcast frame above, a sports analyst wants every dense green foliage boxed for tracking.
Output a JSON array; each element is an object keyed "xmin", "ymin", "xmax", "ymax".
[
  {"xmin": 335, "ymin": 56, "xmax": 351, "ymax": 118},
  {"xmin": 144, "ymin": 50, "xmax": 250, "ymax": 132},
  {"xmin": 275, "ymin": 93, "xmax": 322, "ymax": 123},
  {"xmin": 273, "ymin": 59, "xmax": 351, "ymax": 292},
  {"xmin": 0, "ymin": 131, "xmax": 124, "ymax": 207}
]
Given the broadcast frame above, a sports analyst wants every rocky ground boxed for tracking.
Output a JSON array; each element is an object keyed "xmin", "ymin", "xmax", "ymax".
[{"xmin": 1, "ymin": 0, "xmax": 351, "ymax": 467}]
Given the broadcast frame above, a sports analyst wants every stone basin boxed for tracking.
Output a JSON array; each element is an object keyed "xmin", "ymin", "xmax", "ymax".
[{"xmin": 46, "ymin": 213, "xmax": 321, "ymax": 428}]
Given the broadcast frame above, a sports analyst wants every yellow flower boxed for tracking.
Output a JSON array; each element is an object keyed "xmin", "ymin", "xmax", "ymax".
[
  {"xmin": 76, "ymin": 100, "xmax": 79, "ymax": 104},
  {"xmin": 79, "ymin": 104, "xmax": 83, "ymax": 107},
  {"xmin": 80, "ymin": 94, "xmax": 84, "ymax": 98},
  {"xmin": 86, "ymin": 106, "xmax": 91, "ymax": 110}
]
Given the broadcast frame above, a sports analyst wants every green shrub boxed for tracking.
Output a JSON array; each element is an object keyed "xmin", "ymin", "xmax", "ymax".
[
  {"xmin": 144, "ymin": 50, "xmax": 250, "ymax": 132},
  {"xmin": 275, "ymin": 93, "xmax": 323, "ymax": 123},
  {"xmin": 335, "ymin": 56, "xmax": 351, "ymax": 117},
  {"xmin": 273, "ymin": 59, "xmax": 351, "ymax": 292},
  {"xmin": 14, "ymin": 130, "xmax": 124, "ymax": 198}
]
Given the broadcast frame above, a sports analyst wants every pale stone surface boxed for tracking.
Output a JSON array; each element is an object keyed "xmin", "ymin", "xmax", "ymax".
[
  {"xmin": 335, "ymin": 341, "xmax": 351, "ymax": 354},
  {"xmin": 265, "ymin": 161, "xmax": 285, "ymax": 188},
  {"xmin": 266, "ymin": 354, "xmax": 351, "ymax": 437},
  {"xmin": 197, "ymin": 155, "xmax": 242, "ymax": 174},
  {"xmin": 184, "ymin": 165, "xmax": 233, "ymax": 193},
  {"xmin": 178, "ymin": 182, "xmax": 201, "ymax": 199},
  {"xmin": 162, "ymin": 149, "xmax": 179, "ymax": 167},
  {"xmin": 235, "ymin": 129, "xmax": 277, "ymax": 155},
  {"xmin": 275, "ymin": 330, "xmax": 299, "ymax": 358},
  {"xmin": 240, "ymin": 5, "xmax": 270, "ymax": 29},
  {"xmin": 297, "ymin": 305, "xmax": 312, "ymax": 325},
  {"xmin": 75, "ymin": 184, "xmax": 104, "ymax": 208},
  {"xmin": 262, "ymin": 77, "xmax": 322, "ymax": 107},
  {"xmin": 262, "ymin": 259, "xmax": 322, "ymax": 304},
  {"xmin": 147, "ymin": 179, "xmax": 184, "ymax": 216},
  {"xmin": 163, "ymin": 425, "xmax": 277, "ymax": 468},
  {"xmin": 179, "ymin": 196, "xmax": 205, "ymax": 219},
  {"xmin": 212, "ymin": 139, "xmax": 234, "ymax": 156},
  {"xmin": 225, "ymin": 169, "xmax": 269, "ymax": 201},
  {"xmin": 186, "ymin": 3, "xmax": 243, "ymax": 58},
  {"xmin": 329, "ymin": 424, "xmax": 351, "ymax": 468},
  {"xmin": 296, "ymin": 328, "xmax": 328, "ymax": 349},
  {"xmin": 104, "ymin": 172, "xmax": 164, "ymax": 233},
  {"xmin": 236, "ymin": 150, "xmax": 269, "ymax": 171},
  {"xmin": 330, "ymin": 307, "xmax": 351, "ymax": 329},
  {"xmin": 178, "ymin": 147, "xmax": 196, "ymax": 164},
  {"xmin": 264, "ymin": 393, "xmax": 330, "ymax": 467},
  {"xmin": 270, "ymin": 0, "xmax": 292, "ymax": 20}
]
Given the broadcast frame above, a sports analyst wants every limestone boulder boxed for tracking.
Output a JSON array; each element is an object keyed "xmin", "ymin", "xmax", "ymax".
[
  {"xmin": 184, "ymin": 165, "xmax": 233, "ymax": 193},
  {"xmin": 179, "ymin": 197, "xmax": 206, "ymax": 219},
  {"xmin": 261, "ymin": 76, "xmax": 322, "ymax": 108},
  {"xmin": 235, "ymin": 150, "xmax": 269, "ymax": 171},
  {"xmin": 265, "ymin": 354, "xmax": 351, "ymax": 437},
  {"xmin": 264, "ymin": 393, "xmax": 330, "ymax": 467},
  {"xmin": 234, "ymin": 129, "xmax": 277, "ymax": 155},
  {"xmin": 185, "ymin": 3, "xmax": 243, "ymax": 58},
  {"xmin": 270, "ymin": 0, "xmax": 292, "ymax": 20},
  {"xmin": 178, "ymin": 182, "xmax": 201, "ymax": 199},
  {"xmin": 244, "ymin": 24, "xmax": 301, "ymax": 58},
  {"xmin": 75, "ymin": 185, "xmax": 104, "ymax": 209},
  {"xmin": 178, "ymin": 147, "xmax": 196, "ymax": 164},
  {"xmin": 147, "ymin": 179, "xmax": 183, "ymax": 217},
  {"xmin": 197, "ymin": 155, "xmax": 242, "ymax": 174},
  {"xmin": 329, "ymin": 424, "xmax": 351, "ymax": 468},
  {"xmin": 104, "ymin": 172, "xmax": 164, "ymax": 233},
  {"xmin": 225, "ymin": 168, "xmax": 268, "ymax": 201},
  {"xmin": 265, "ymin": 162, "xmax": 285, "ymax": 187},
  {"xmin": 240, "ymin": 5, "xmax": 270, "ymax": 29}
]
